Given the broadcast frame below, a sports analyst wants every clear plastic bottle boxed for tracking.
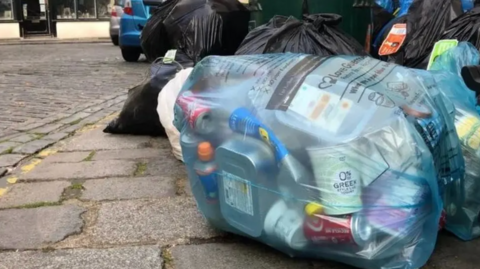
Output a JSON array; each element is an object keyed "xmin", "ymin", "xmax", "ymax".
[{"xmin": 193, "ymin": 142, "xmax": 225, "ymax": 226}]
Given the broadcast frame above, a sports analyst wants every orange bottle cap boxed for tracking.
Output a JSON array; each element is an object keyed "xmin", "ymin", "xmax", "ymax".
[{"xmin": 198, "ymin": 142, "xmax": 214, "ymax": 161}]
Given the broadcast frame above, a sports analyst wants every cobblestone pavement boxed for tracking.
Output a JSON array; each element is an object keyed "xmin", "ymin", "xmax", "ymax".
[
  {"xmin": 0, "ymin": 115, "xmax": 479, "ymax": 268},
  {"xmin": 0, "ymin": 43, "xmax": 149, "ymax": 177},
  {"xmin": 0, "ymin": 44, "xmax": 479, "ymax": 269}
]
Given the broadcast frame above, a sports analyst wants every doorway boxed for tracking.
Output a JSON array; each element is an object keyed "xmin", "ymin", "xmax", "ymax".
[{"xmin": 20, "ymin": 0, "xmax": 51, "ymax": 37}]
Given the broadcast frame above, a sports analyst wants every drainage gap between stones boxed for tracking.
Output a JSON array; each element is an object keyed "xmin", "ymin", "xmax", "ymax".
[{"xmin": 161, "ymin": 246, "xmax": 175, "ymax": 269}]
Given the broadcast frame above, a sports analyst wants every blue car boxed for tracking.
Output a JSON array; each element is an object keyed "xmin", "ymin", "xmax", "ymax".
[{"xmin": 119, "ymin": 0, "xmax": 153, "ymax": 62}]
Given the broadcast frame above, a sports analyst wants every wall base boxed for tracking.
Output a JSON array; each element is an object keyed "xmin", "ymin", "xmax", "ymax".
[
  {"xmin": 56, "ymin": 21, "xmax": 109, "ymax": 39},
  {"xmin": 0, "ymin": 23, "xmax": 20, "ymax": 39}
]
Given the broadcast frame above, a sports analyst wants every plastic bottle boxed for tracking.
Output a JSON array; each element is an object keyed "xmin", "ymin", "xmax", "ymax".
[
  {"xmin": 216, "ymin": 135, "xmax": 277, "ymax": 237},
  {"xmin": 194, "ymin": 142, "xmax": 219, "ymax": 203}
]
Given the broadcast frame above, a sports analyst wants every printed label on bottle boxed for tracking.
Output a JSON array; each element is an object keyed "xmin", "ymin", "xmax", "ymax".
[
  {"xmin": 222, "ymin": 172, "xmax": 254, "ymax": 216},
  {"xmin": 332, "ymin": 168, "xmax": 358, "ymax": 196},
  {"xmin": 198, "ymin": 173, "xmax": 218, "ymax": 201},
  {"xmin": 308, "ymin": 145, "xmax": 363, "ymax": 215},
  {"xmin": 378, "ymin": 23, "xmax": 407, "ymax": 56},
  {"xmin": 415, "ymin": 110, "xmax": 444, "ymax": 151},
  {"xmin": 288, "ymin": 83, "xmax": 353, "ymax": 133}
]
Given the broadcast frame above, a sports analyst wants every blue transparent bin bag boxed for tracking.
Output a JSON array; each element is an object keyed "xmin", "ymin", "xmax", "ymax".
[
  {"xmin": 174, "ymin": 53, "xmax": 454, "ymax": 269},
  {"xmin": 425, "ymin": 42, "xmax": 480, "ymax": 240}
]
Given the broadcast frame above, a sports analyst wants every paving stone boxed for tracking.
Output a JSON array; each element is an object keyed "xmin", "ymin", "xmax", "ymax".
[
  {"xmin": 0, "ymin": 131, "xmax": 20, "ymax": 141},
  {"xmin": 43, "ymin": 132, "xmax": 70, "ymax": 141},
  {"xmin": 0, "ymin": 205, "xmax": 86, "ymax": 249},
  {"xmin": 78, "ymin": 111, "xmax": 107, "ymax": 125},
  {"xmin": 92, "ymin": 148, "xmax": 163, "ymax": 161},
  {"xmin": 425, "ymin": 232, "xmax": 480, "ymax": 268},
  {"xmin": 170, "ymin": 243, "xmax": 312, "ymax": 269},
  {"xmin": 0, "ymin": 44, "xmax": 145, "ymax": 133},
  {"xmin": 144, "ymin": 158, "xmax": 188, "ymax": 179},
  {"xmin": 0, "ymin": 246, "xmax": 162, "ymax": 269},
  {"xmin": 20, "ymin": 160, "xmax": 137, "ymax": 181},
  {"xmin": 59, "ymin": 112, "xmax": 92, "ymax": 125},
  {"xmin": 82, "ymin": 176, "xmax": 176, "ymax": 201},
  {"xmin": 149, "ymin": 137, "xmax": 174, "ymax": 149},
  {"xmin": 62, "ymin": 128, "xmax": 153, "ymax": 152},
  {"xmin": 41, "ymin": 151, "xmax": 91, "ymax": 163},
  {"xmin": 28, "ymin": 123, "xmax": 64, "ymax": 134},
  {"xmin": 0, "ymin": 181, "xmax": 70, "ymax": 209},
  {"xmin": 0, "ymin": 141, "xmax": 21, "ymax": 154},
  {"xmin": 60, "ymin": 123, "xmax": 84, "ymax": 134},
  {"xmin": 9, "ymin": 134, "xmax": 37, "ymax": 143},
  {"xmin": 0, "ymin": 154, "xmax": 26, "ymax": 167},
  {"xmin": 14, "ymin": 122, "xmax": 46, "ymax": 132},
  {"xmin": 13, "ymin": 139, "xmax": 56, "ymax": 155},
  {"xmin": 82, "ymin": 105, "xmax": 104, "ymax": 113},
  {"xmin": 50, "ymin": 112, "xmax": 75, "ymax": 122},
  {"xmin": 0, "ymin": 167, "xmax": 6, "ymax": 176},
  {"xmin": 176, "ymin": 177, "xmax": 193, "ymax": 197},
  {"xmin": 92, "ymin": 197, "xmax": 221, "ymax": 245}
]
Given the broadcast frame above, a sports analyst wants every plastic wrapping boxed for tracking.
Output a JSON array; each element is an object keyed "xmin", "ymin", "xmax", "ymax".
[
  {"xmin": 427, "ymin": 42, "xmax": 480, "ymax": 240},
  {"xmin": 462, "ymin": 0, "xmax": 475, "ymax": 11},
  {"xmin": 440, "ymin": 5, "xmax": 480, "ymax": 50},
  {"xmin": 234, "ymin": 14, "xmax": 367, "ymax": 56},
  {"xmin": 140, "ymin": 0, "xmax": 250, "ymax": 64},
  {"xmin": 174, "ymin": 53, "xmax": 466, "ymax": 269},
  {"xmin": 374, "ymin": 0, "xmax": 395, "ymax": 13},
  {"xmin": 157, "ymin": 68, "xmax": 194, "ymax": 161},
  {"xmin": 373, "ymin": 0, "xmax": 463, "ymax": 68},
  {"xmin": 141, "ymin": 0, "xmax": 180, "ymax": 62},
  {"xmin": 104, "ymin": 51, "xmax": 193, "ymax": 136},
  {"xmin": 371, "ymin": 4, "xmax": 395, "ymax": 46}
]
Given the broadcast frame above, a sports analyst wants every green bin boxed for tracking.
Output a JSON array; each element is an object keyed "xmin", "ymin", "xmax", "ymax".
[{"xmin": 249, "ymin": 0, "xmax": 372, "ymax": 46}]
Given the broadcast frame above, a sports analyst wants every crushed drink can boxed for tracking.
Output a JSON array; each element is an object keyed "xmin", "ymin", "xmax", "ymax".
[
  {"xmin": 264, "ymin": 199, "xmax": 308, "ymax": 250},
  {"xmin": 303, "ymin": 213, "xmax": 373, "ymax": 247},
  {"xmin": 176, "ymin": 92, "xmax": 215, "ymax": 135}
]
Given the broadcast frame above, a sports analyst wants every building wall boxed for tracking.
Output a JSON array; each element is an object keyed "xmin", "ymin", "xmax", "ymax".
[
  {"xmin": 0, "ymin": 23, "xmax": 20, "ymax": 39},
  {"xmin": 56, "ymin": 21, "xmax": 109, "ymax": 39}
]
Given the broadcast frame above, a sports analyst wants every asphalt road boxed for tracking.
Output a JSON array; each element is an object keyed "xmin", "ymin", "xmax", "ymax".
[{"xmin": 0, "ymin": 43, "xmax": 148, "ymax": 137}]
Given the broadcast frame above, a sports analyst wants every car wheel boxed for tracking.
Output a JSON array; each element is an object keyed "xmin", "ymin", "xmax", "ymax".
[
  {"xmin": 111, "ymin": 35, "xmax": 119, "ymax": 46},
  {"xmin": 121, "ymin": 48, "xmax": 141, "ymax": 62}
]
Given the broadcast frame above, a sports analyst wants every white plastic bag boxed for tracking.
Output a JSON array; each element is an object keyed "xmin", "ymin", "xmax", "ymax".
[{"xmin": 157, "ymin": 68, "xmax": 193, "ymax": 161}]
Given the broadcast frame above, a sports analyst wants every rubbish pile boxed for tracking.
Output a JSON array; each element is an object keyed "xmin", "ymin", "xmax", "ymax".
[
  {"xmin": 104, "ymin": 50, "xmax": 194, "ymax": 137},
  {"xmin": 441, "ymin": 4, "xmax": 480, "ymax": 50},
  {"xmin": 235, "ymin": 14, "xmax": 367, "ymax": 56},
  {"xmin": 140, "ymin": 0, "xmax": 251, "ymax": 63},
  {"xmin": 105, "ymin": 0, "xmax": 251, "ymax": 138},
  {"xmin": 373, "ymin": 0, "xmax": 463, "ymax": 68},
  {"xmin": 106, "ymin": 0, "xmax": 480, "ymax": 267},
  {"xmin": 175, "ymin": 53, "xmax": 465, "ymax": 269},
  {"xmin": 428, "ymin": 42, "xmax": 480, "ymax": 240}
]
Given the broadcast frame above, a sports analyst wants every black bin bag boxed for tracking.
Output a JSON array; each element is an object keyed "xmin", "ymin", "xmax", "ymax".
[
  {"xmin": 104, "ymin": 51, "xmax": 194, "ymax": 136},
  {"xmin": 235, "ymin": 14, "xmax": 367, "ymax": 56},
  {"xmin": 373, "ymin": 0, "xmax": 463, "ymax": 69},
  {"xmin": 141, "ymin": 0, "xmax": 180, "ymax": 62},
  {"xmin": 141, "ymin": 0, "xmax": 250, "ymax": 63},
  {"xmin": 441, "ymin": 3, "xmax": 480, "ymax": 49}
]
